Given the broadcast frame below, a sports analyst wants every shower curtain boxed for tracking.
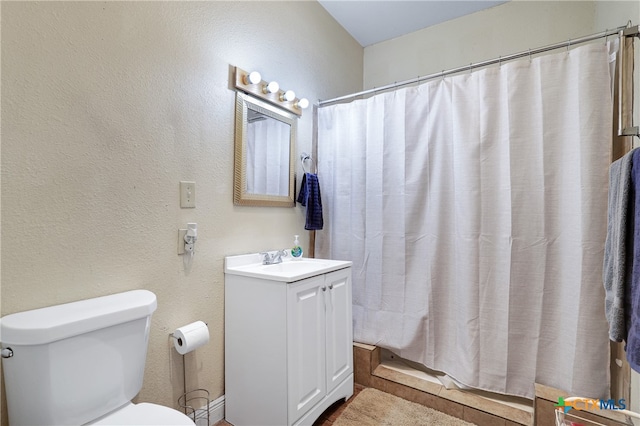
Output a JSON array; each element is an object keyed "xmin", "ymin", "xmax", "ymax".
[{"xmin": 317, "ymin": 43, "xmax": 616, "ymax": 399}]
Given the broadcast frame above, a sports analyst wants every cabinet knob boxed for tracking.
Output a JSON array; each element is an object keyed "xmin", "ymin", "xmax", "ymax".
[
  {"xmin": 329, "ymin": 284, "xmax": 334, "ymax": 290},
  {"xmin": 322, "ymin": 286, "xmax": 327, "ymax": 291}
]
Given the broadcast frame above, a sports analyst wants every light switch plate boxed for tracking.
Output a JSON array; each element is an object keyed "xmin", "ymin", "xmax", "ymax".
[{"xmin": 180, "ymin": 181, "xmax": 195, "ymax": 208}]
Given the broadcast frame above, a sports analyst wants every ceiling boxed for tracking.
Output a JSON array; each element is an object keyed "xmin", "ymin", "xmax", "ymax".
[{"xmin": 318, "ymin": 0, "xmax": 508, "ymax": 47}]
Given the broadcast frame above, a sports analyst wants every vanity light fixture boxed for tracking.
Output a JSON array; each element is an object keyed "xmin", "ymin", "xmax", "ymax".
[
  {"xmin": 243, "ymin": 71, "xmax": 262, "ymax": 85},
  {"xmin": 234, "ymin": 66, "xmax": 307, "ymax": 117},
  {"xmin": 295, "ymin": 98, "xmax": 310, "ymax": 110},
  {"xmin": 280, "ymin": 90, "xmax": 296, "ymax": 102},
  {"xmin": 263, "ymin": 81, "xmax": 280, "ymax": 94}
]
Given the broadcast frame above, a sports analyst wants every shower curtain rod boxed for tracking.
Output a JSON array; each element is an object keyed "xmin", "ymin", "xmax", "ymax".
[{"xmin": 318, "ymin": 24, "xmax": 638, "ymax": 106}]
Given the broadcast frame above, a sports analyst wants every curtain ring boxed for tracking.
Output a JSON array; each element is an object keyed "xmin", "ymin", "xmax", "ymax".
[
  {"xmin": 468, "ymin": 63, "xmax": 473, "ymax": 74},
  {"xmin": 498, "ymin": 56, "xmax": 502, "ymax": 67},
  {"xmin": 528, "ymin": 48, "xmax": 532, "ymax": 62},
  {"xmin": 441, "ymin": 70, "xmax": 445, "ymax": 80},
  {"xmin": 604, "ymin": 28, "xmax": 609, "ymax": 45},
  {"xmin": 567, "ymin": 38, "xmax": 571, "ymax": 52}
]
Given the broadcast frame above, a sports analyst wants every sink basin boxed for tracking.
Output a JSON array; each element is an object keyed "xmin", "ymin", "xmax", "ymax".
[
  {"xmin": 255, "ymin": 260, "xmax": 328, "ymax": 274},
  {"xmin": 225, "ymin": 253, "xmax": 351, "ymax": 282}
]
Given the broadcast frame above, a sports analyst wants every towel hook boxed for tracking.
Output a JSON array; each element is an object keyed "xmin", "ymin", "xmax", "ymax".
[{"xmin": 300, "ymin": 152, "xmax": 315, "ymax": 174}]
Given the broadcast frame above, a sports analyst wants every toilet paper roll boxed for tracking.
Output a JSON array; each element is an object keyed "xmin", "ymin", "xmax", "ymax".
[{"xmin": 173, "ymin": 321, "xmax": 209, "ymax": 355}]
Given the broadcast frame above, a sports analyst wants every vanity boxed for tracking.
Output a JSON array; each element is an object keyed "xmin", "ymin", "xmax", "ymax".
[{"xmin": 224, "ymin": 253, "xmax": 354, "ymax": 426}]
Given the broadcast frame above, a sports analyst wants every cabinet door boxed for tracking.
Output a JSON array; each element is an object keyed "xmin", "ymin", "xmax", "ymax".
[
  {"xmin": 287, "ymin": 276, "xmax": 327, "ymax": 424},
  {"xmin": 324, "ymin": 268, "xmax": 353, "ymax": 394}
]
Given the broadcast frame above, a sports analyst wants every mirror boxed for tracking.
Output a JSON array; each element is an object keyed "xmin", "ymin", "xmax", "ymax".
[{"xmin": 234, "ymin": 92, "xmax": 296, "ymax": 207}]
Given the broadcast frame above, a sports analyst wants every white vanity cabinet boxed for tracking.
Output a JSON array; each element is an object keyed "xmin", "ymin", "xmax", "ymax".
[{"xmin": 224, "ymin": 255, "xmax": 353, "ymax": 426}]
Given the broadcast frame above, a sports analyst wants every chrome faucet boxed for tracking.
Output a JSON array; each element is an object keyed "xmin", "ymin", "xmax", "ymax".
[{"xmin": 261, "ymin": 250, "xmax": 287, "ymax": 265}]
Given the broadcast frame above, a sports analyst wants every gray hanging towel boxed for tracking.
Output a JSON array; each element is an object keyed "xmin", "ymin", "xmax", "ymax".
[{"xmin": 604, "ymin": 149, "xmax": 633, "ymax": 343}]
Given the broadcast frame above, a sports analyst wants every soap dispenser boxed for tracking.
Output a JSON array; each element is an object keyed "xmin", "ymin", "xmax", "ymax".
[{"xmin": 291, "ymin": 235, "xmax": 303, "ymax": 259}]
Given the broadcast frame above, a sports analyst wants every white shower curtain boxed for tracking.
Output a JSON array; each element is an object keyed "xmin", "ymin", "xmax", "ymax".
[{"xmin": 317, "ymin": 43, "xmax": 615, "ymax": 399}]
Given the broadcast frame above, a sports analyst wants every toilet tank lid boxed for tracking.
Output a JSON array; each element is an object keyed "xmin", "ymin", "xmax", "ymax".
[{"xmin": 0, "ymin": 290, "xmax": 157, "ymax": 345}]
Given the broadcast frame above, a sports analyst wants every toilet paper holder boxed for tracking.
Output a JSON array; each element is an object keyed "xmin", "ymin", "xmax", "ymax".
[{"xmin": 170, "ymin": 322, "xmax": 210, "ymax": 424}]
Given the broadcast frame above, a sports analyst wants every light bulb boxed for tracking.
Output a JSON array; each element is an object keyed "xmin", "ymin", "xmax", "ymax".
[
  {"xmin": 244, "ymin": 71, "xmax": 261, "ymax": 85},
  {"xmin": 281, "ymin": 90, "xmax": 296, "ymax": 102},
  {"xmin": 296, "ymin": 98, "xmax": 310, "ymax": 109},
  {"xmin": 263, "ymin": 81, "xmax": 280, "ymax": 94}
]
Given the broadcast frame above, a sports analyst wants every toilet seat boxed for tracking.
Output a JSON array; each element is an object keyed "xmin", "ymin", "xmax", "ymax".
[{"xmin": 90, "ymin": 402, "xmax": 196, "ymax": 425}]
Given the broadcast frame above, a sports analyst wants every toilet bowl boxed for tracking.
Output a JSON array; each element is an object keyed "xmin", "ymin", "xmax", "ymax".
[
  {"xmin": 0, "ymin": 290, "xmax": 196, "ymax": 426},
  {"xmin": 91, "ymin": 402, "xmax": 195, "ymax": 425}
]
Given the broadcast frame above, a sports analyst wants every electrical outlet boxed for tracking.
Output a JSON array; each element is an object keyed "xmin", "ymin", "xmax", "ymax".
[
  {"xmin": 178, "ymin": 229, "xmax": 187, "ymax": 254},
  {"xmin": 180, "ymin": 181, "xmax": 195, "ymax": 208}
]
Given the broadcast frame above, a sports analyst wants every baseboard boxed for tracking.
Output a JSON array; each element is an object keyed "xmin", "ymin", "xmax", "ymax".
[{"xmin": 194, "ymin": 394, "xmax": 225, "ymax": 426}]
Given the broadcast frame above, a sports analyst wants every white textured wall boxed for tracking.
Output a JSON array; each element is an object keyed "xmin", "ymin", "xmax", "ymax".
[{"xmin": 0, "ymin": 1, "xmax": 362, "ymax": 423}]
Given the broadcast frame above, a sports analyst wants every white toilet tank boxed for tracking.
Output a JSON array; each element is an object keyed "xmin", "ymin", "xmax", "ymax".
[{"xmin": 0, "ymin": 290, "xmax": 158, "ymax": 425}]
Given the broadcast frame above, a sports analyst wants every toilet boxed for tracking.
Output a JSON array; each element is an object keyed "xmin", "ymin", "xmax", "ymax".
[{"xmin": 0, "ymin": 290, "xmax": 196, "ymax": 426}]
